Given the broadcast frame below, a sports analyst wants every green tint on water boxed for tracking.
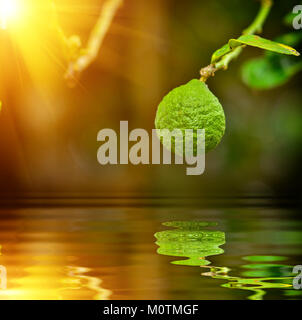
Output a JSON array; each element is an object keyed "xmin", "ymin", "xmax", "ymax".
[
  {"xmin": 0, "ymin": 202, "xmax": 302, "ymax": 300},
  {"xmin": 155, "ymin": 220, "xmax": 301, "ymax": 300},
  {"xmin": 155, "ymin": 221, "xmax": 225, "ymax": 266}
]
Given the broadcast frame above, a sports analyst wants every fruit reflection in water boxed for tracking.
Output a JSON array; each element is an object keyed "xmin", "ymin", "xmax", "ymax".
[
  {"xmin": 155, "ymin": 221, "xmax": 225, "ymax": 266},
  {"xmin": 155, "ymin": 221, "xmax": 299, "ymax": 300}
]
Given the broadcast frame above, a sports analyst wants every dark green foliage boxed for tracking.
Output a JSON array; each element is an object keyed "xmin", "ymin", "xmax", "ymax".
[{"xmin": 241, "ymin": 30, "xmax": 302, "ymax": 90}]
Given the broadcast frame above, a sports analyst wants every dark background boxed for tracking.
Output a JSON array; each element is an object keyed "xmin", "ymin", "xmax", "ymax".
[{"xmin": 0, "ymin": 0, "xmax": 301, "ymax": 199}]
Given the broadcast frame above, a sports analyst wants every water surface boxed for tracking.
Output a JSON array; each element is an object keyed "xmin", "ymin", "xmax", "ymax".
[{"xmin": 0, "ymin": 202, "xmax": 301, "ymax": 300}]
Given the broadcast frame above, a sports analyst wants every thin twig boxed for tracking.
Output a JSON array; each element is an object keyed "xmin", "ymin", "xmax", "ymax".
[
  {"xmin": 200, "ymin": 0, "xmax": 273, "ymax": 82},
  {"xmin": 51, "ymin": 0, "xmax": 123, "ymax": 86}
]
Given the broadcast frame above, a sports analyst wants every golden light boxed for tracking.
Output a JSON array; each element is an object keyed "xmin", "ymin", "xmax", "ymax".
[{"xmin": 0, "ymin": 0, "xmax": 19, "ymax": 29}]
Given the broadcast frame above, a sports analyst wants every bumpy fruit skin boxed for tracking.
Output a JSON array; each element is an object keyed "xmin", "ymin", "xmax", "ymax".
[{"xmin": 155, "ymin": 79, "xmax": 225, "ymax": 154}]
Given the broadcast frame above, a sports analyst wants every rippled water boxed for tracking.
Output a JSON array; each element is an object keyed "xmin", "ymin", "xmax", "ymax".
[{"xmin": 0, "ymin": 201, "xmax": 302, "ymax": 300}]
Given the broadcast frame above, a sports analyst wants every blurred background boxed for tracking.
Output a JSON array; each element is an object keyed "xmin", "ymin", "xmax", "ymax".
[{"xmin": 0, "ymin": 0, "xmax": 301, "ymax": 200}]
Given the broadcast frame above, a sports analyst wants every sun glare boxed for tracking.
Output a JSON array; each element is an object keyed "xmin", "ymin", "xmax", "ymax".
[{"xmin": 0, "ymin": 0, "xmax": 19, "ymax": 29}]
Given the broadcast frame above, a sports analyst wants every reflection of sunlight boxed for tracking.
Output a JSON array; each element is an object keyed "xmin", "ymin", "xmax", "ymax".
[
  {"xmin": 62, "ymin": 266, "xmax": 112, "ymax": 300},
  {"xmin": 0, "ymin": 263, "xmax": 111, "ymax": 300},
  {"xmin": 0, "ymin": 245, "xmax": 7, "ymax": 290},
  {"xmin": 0, "ymin": 242, "xmax": 111, "ymax": 300},
  {"xmin": 0, "ymin": 266, "xmax": 7, "ymax": 290}
]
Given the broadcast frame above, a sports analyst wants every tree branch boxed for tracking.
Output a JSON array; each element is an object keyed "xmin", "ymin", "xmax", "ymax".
[
  {"xmin": 51, "ymin": 0, "xmax": 123, "ymax": 87},
  {"xmin": 200, "ymin": 0, "xmax": 273, "ymax": 82}
]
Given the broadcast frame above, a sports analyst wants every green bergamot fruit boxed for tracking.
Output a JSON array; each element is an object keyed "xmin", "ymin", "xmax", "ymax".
[{"xmin": 155, "ymin": 79, "xmax": 225, "ymax": 155}]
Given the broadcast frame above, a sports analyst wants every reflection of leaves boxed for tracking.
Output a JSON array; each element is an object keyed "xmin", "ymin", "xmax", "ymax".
[
  {"xmin": 242, "ymin": 255, "xmax": 288, "ymax": 262},
  {"xmin": 155, "ymin": 221, "xmax": 225, "ymax": 266},
  {"xmin": 241, "ymin": 264, "xmax": 294, "ymax": 278},
  {"xmin": 203, "ymin": 256, "xmax": 295, "ymax": 300},
  {"xmin": 241, "ymin": 32, "xmax": 302, "ymax": 90}
]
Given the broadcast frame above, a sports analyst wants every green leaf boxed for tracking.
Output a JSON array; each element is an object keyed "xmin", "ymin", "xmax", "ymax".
[
  {"xmin": 265, "ymin": 32, "xmax": 302, "ymax": 59},
  {"xmin": 273, "ymin": 32, "xmax": 302, "ymax": 48},
  {"xmin": 211, "ymin": 34, "xmax": 300, "ymax": 65},
  {"xmin": 284, "ymin": 12, "xmax": 297, "ymax": 27},
  {"xmin": 241, "ymin": 32, "xmax": 302, "ymax": 90},
  {"xmin": 211, "ymin": 43, "xmax": 232, "ymax": 63},
  {"xmin": 241, "ymin": 57, "xmax": 289, "ymax": 90},
  {"xmin": 284, "ymin": 5, "xmax": 302, "ymax": 27},
  {"xmin": 242, "ymin": 56, "xmax": 302, "ymax": 90},
  {"xmin": 229, "ymin": 35, "xmax": 300, "ymax": 56}
]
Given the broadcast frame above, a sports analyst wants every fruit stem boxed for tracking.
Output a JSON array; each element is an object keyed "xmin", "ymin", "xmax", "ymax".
[{"xmin": 200, "ymin": 0, "xmax": 273, "ymax": 82}]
